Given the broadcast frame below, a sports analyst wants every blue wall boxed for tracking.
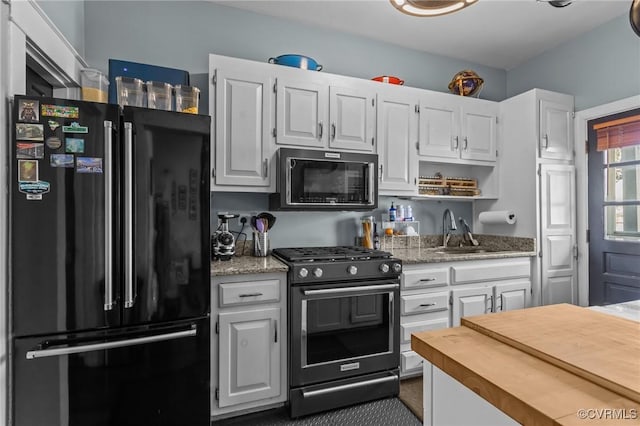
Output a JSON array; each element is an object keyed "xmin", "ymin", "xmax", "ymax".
[
  {"xmin": 507, "ymin": 14, "xmax": 640, "ymax": 110},
  {"xmin": 212, "ymin": 193, "xmax": 472, "ymax": 248},
  {"xmin": 82, "ymin": 1, "xmax": 506, "ymax": 101},
  {"xmin": 36, "ymin": 0, "xmax": 85, "ymax": 57},
  {"xmin": 76, "ymin": 1, "xmax": 638, "ymax": 247}
]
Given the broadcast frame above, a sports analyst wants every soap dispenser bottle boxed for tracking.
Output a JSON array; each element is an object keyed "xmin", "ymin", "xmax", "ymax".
[{"xmin": 389, "ymin": 202, "xmax": 397, "ymax": 222}]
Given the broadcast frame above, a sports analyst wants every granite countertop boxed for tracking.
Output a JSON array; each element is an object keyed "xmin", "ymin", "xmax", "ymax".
[
  {"xmin": 384, "ymin": 234, "xmax": 536, "ymax": 264},
  {"xmin": 390, "ymin": 247, "xmax": 536, "ymax": 264},
  {"xmin": 211, "ymin": 234, "xmax": 536, "ymax": 276},
  {"xmin": 211, "ymin": 255, "xmax": 288, "ymax": 277}
]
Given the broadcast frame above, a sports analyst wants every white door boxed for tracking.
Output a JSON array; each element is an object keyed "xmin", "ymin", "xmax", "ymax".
[
  {"xmin": 276, "ymin": 78, "xmax": 327, "ymax": 148},
  {"xmin": 460, "ymin": 100, "xmax": 497, "ymax": 162},
  {"xmin": 214, "ymin": 68, "xmax": 272, "ymax": 187},
  {"xmin": 539, "ymin": 99, "xmax": 573, "ymax": 161},
  {"xmin": 377, "ymin": 92, "xmax": 418, "ymax": 193},
  {"xmin": 329, "ymin": 86, "xmax": 375, "ymax": 152},
  {"xmin": 218, "ymin": 308, "xmax": 280, "ymax": 407},
  {"xmin": 540, "ymin": 164, "xmax": 577, "ymax": 305},
  {"xmin": 418, "ymin": 95, "xmax": 459, "ymax": 159},
  {"xmin": 451, "ymin": 286, "xmax": 493, "ymax": 326},
  {"xmin": 493, "ymin": 280, "xmax": 531, "ymax": 312}
]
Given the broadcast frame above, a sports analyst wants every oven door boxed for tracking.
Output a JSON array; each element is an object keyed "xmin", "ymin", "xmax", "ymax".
[{"xmin": 290, "ymin": 280, "xmax": 400, "ymax": 387}]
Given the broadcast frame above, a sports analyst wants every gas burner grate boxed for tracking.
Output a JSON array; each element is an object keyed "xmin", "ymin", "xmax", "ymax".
[{"xmin": 272, "ymin": 246, "xmax": 392, "ymax": 263}]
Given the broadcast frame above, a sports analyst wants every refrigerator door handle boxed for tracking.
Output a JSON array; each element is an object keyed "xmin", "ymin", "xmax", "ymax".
[
  {"xmin": 124, "ymin": 122, "xmax": 134, "ymax": 309},
  {"xmin": 26, "ymin": 327, "xmax": 197, "ymax": 360},
  {"xmin": 104, "ymin": 120, "xmax": 115, "ymax": 311}
]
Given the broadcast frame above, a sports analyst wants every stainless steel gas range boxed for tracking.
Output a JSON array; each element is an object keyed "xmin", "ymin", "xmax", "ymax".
[{"xmin": 272, "ymin": 246, "xmax": 402, "ymax": 418}]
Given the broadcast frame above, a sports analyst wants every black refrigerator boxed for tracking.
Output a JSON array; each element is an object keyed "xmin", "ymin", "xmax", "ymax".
[{"xmin": 9, "ymin": 95, "xmax": 211, "ymax": 426}]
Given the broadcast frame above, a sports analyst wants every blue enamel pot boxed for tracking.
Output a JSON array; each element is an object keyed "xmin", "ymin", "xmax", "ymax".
[{"xmin": 268, "ymin": 54, "xmax": 323, "ymax": 71}]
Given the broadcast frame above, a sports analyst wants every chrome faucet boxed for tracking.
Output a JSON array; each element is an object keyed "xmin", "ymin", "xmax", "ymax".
[
  {"xmin": 442, "ymin": 209, "xmax": 457, "ymax": 247},
  {"xmin": 459, "ymin": 217, "xmax": 479, "ymax": 246}
]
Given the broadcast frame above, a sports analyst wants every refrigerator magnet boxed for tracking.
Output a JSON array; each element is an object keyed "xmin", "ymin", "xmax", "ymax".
[
  {"xmin": 50, "ymin": 154, "xmax": 74, "ymax": 168},
  {"xmin": 48, "ymin": 120, "xmax": 61, "ymax": 131},
  {"xmin": 76, "ymin": 157, "xmax": 103, "ymax": 173},
  {"xmin": 62, "ymin": 122, "xmax": 88, "ymax": 134},
  {"xmin": 17, "ymin": 159, "xmax": 38, "ymax": 182},
  {"xmin": 41, "ymin": 104, "xmax": 79, "ymax": 119},
  {"xmin": 18, "ymin": 99, "xmax": 39, "ymax": 122},
  {"xmin": 65, "ymin": 138, "xmax": 85, "ymax": 153},
  {"xmin": 16, "ymin": 143, "xmax": 44, "ymax": 159},
  {"xmin": 45, "ymin": 137, "xmax": 62, "ymax": 150},
  {"xmin": 16, "ymin": 123, "xmax": 44, "ymax": 141},
  {"xmin": 18, "ymin": 180, "xmax": 50, "ymax": 200}
]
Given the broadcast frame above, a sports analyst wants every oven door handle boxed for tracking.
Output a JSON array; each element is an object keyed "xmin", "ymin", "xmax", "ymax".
[{"xmin": 303, "ymin": 283, "xmax": 399, "ymax": 296}]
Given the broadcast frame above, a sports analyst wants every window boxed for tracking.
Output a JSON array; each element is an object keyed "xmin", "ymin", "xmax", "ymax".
[{"xmin": 595, "ymin": 113, "xmax": 640, "ymax": 239}]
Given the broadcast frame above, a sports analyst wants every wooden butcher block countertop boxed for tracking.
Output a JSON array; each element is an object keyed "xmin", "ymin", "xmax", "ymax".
[{"xmin": 412, "ymin": 304, "xmax": 640, "ymax": 425}]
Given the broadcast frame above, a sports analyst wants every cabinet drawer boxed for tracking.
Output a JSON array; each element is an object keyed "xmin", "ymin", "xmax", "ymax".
[
  {"xmin": 401, "ymin": 351, "xmax": 424, "ymax": 374},
  {"xmin": 402, "ymin": 268, "xmax": 449, "ymax": 290},
  {"xmin": 219, "ymin": 279, "xmax": 280, "ymax": 307},
  {"xmin": 401, "ymin": 318, "xmax": 449, "ymax": 344},
  {"xmin": 451, "ymin": 259, "xmax": 531, "ymax": 285},
  {"xmin": 401, "ymin": 291, "xmax": 449, "ymax": 316}
]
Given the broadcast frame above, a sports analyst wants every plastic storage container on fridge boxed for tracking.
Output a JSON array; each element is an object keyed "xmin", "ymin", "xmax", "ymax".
[
  {"xmin": 175, "ymin": 85, "xmax": 200, "ymax": 114},
  {"xmin": 80, "ymin": 69, "xmax": 109, "ymax": 103},
  {"xmin": 116, "ymin": 77, "xmax": 145, "ymax": 107},
  {"xmin": 146, "ymin": 81, "xmax": 172, "ymax": 110}
]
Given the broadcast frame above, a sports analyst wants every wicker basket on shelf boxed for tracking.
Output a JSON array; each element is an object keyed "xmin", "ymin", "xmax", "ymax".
[{"xmin": 418, "ymin": 175, "xmax": 480, "ymax": 196}]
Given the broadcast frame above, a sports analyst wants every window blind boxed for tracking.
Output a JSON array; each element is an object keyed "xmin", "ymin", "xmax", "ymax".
[{"xmin": 594, "ymin": 114, "xmax": 640, "ymax": 151}]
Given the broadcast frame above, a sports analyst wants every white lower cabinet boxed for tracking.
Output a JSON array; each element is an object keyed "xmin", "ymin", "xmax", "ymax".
[
  {"xmin": 399, "ymin": 265, "xmax": 450, "ymax": 377},
  {"xmin": 212, "ymin": 273, "xmax": 287, "ymax": 419},
  {"xmin": 423, "ymin": 362, "xmax": 519, "ymax": 426},
  {"xmin": 451, "ymin": 279, "xmax": 531, "ymax": 326},
  {"xmin": 218, "ymin": 308, "xmax": 280, "ymax": 408},
  {"xmin": 401, "ymin": 258, "xmax": 532, "ymax": 376},
  {"xmin": 450, "ymin": 258, "xmax": 532, "ymax": 326}
]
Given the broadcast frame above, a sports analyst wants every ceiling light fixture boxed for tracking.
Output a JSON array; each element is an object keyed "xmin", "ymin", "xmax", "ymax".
[{"xmin": 390, "ymin": 0, "xmax": 478, "ymax": 17}]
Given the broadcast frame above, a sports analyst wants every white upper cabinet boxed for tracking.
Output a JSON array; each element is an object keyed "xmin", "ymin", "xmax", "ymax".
[
  {"xmin": 419, "ymin": 92, "xmax": 497, "ymax": 164},
  {"xmin": 376, "ymin": 87, "xmax": 418, "ymax": 194},
  {"xmin": 328, "ymin": 85, "xmax": 376, "ymax": 151},
  {"xmin": 210, "ymin": 56, "xmax": 274, "ymax": 191},
  {"xmin": 460, "ymin": 97, "xmax": 498, "ymax": 162},
  {"xmin": 539, "ymin": 98, "xmax": 574, "ymax": 161},
  {"xmin": 418, "ymin": 94, "xmax": 459, "ymax": 160},
  {"xmin": 276, "ymin": 78, "xmax": 327, "ymax": 148},
  {"xmin": 275, "ymin": 75, "xmax": 375, "ymax": 152}
]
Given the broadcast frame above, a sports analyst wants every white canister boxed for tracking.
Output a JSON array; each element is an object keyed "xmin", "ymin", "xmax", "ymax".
[
  {"xmin": 397, "ymin": 205, "xmax": 405, "ymax": 221},
  {"xmin": 405, "ymin": 205, "xmax": 413, "ymax": 221}
]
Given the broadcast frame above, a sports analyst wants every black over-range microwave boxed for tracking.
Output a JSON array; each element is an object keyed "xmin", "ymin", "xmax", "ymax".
[{"xmin": 269, "ymin": 148, "xmax": 378, "ymax": 211}]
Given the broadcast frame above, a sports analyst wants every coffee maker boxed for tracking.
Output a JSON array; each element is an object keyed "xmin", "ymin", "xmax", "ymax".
[{"xmin": 213, "ymin": 213, "xmax": 238, "ymax": 261}]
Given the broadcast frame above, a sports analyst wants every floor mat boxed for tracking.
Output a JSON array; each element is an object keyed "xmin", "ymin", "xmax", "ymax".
[{"xmin": 215, "ymin": 397, "xmax": 421, "ymax": 425}]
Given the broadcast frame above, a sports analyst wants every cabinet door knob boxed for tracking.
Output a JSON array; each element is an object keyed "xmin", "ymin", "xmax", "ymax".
[
  {"xmin": 331, "ymin": 123, "xmax": 336, "ymax": 140},
  {"xmin": 318, "ymin": 122, "xmax": 323, "ymax": 139},
  {"xmin": 463, "ymin": 137, "xmax": 468, "ymax": 150},
  {"xmin": 452, "ymin": 136, "xmax": 459, "ymax": 150}
]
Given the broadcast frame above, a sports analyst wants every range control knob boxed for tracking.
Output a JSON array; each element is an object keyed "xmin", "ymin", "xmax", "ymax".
[
  {"xmin": 347, "ymin": 265, "xmax": 358, "ymax": 275},
  {"xmin": 298, "ymin": 268, "xmax": 309, "ymax": 278},
  {"xmin": 379, "ymin": 263, "xmax": 390, "ymax": 273},
  {"xmin": 313, "ymin": 268, "xmax": 324, "ymax": 278},
  {"xmin": 392, "ymin": 263, "xmax": 402, "ymax": 273}
]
